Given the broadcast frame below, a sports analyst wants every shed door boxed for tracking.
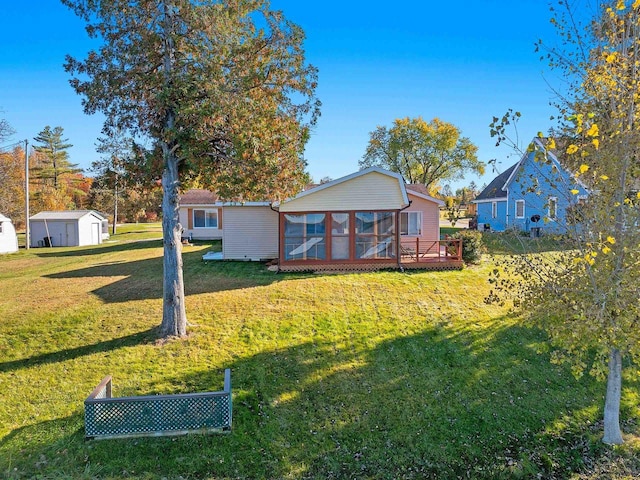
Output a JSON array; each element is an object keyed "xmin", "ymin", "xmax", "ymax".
[
  {"xmin": 91, "ymin": 223, "xmax": 101, "ymax": 245},
  {"xmin": 65, "ymin": 223, "xmax": 76, "ymax": 246}
]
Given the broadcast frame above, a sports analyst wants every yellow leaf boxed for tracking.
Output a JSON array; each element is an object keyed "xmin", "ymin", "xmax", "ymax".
[
  {"xmin": 570, "ymin": 189, "xmax": 579, "ymax": 195},
  {"xmin": 605, "ymin": 53, "xmax": 617, "ymax": 64},
  {"xmin": 600, "ymin": 174, "xmax": 609, "ymax": 180},
  {"xmin": 586, "ymin": 124, "xmax": 599, "ymax": 137},
  {"xmin": 579, "ymin": 164, "xmax": 589, "ymax": 174},
  {"xmin": 592, "ymin": 138, "xmax": 600, "ymax": 150},
  {"xmin": 537, "ymin": 131, "xmax": 544, "ymax": 138},
  {"xmin": 607, "ymin": 236, "xmax": 616, "ymax": 244},
  {"xmin": 634, "ymin": 0, "xmax": 640, "ymax": 8},
  {"xmin": 547, "ymin": 138, "xmax": 556, "ymax": 149},
  {"xmin": 617, "ymin": 0, "xmax": 626, "ymax": 9},
  {"xmin": 567, "ymin": 144, "xmax": 579, "ymax": 155},
  {"xmin": 637, "ymin": 192, "xmax": 640, "ymax": 199},
  {"xmin": 602, "ymin": 246, "xmax": 612, "ymax": 254}
]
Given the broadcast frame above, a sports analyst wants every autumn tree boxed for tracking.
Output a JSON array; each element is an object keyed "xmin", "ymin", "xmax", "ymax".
[
  {"xmin": 63, "ymin": 0, "xmax": 319, "ymax": 337},
  {"xmin": 0, "ymin": 147, "xmax": 26, "ymax": 225},
  {"xmin": 488, "ymin": 1, "xmax": 640, "ymax": 445},
  {"xmin": 360, "ymin": 117, "xmax": 485, "ymax": 191}
]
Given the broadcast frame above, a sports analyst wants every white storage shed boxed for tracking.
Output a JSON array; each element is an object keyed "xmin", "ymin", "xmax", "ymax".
[
  {"xmin": 30, "ymin": 210, "xmax": 107, "ymax": 248},
  {"xmin": 0, "ymin": 214, "xmax": 18, "ymax": 254}
]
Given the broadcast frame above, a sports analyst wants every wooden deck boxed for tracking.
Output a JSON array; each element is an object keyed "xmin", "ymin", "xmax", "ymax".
[
  {"xmin": 399, "ymin": 239, "xmax": 463, "ymax": 270},
  {"xmin": 277, "ymin": 239, "xmax": 464, "ymax": 272}
]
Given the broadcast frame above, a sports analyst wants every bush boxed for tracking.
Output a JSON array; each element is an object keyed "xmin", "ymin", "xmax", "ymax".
[{"xmin": 449, "ymin": 230, "xmax": 486, "ymax": 264}]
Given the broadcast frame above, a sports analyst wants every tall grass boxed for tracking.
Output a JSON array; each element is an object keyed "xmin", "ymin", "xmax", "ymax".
[{"xmin": 0, "ymin": 224, "xmax": 638, "ymax": 479}]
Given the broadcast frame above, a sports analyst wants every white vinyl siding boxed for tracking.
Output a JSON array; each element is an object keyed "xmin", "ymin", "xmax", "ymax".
[
  {"xmin": 280, "ymin": 171, "xmax": 406, "ymax": 212},
  {"xmin": 222, "ymin": 206, "xmax": 278, "ymax": 261}
]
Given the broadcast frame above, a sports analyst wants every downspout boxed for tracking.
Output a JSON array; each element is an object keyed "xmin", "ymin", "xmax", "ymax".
[
  {"xmin": 269, "ymin": 202, "xmax": 280, "ymax": 273},
  {"xmin": 398, "ymin": 201, "xmax": 412, "ymax": 272}
]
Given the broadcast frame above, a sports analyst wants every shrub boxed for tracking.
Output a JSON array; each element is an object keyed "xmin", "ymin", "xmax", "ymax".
[{"xmin": 449, "ymin": 230, "xmax": 486, "ymax": 264}]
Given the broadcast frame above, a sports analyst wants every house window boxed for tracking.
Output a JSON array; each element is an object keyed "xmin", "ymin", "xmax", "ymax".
[
  {"xmin": 284, "ymin": 213, "xmax": 326, "ymax": 261},
  {"xmin": 491, "ymin": 202, "xmax": 498, "ymax": 219},
  {"xmin": 548, "ymin": 197, "xmax": 558, "ymax": 220},
  {"xmin": 193, "ymin": 209, "xmax": 218, "ymax": 228},
  {"xmin": 331, "ymin": 213, "xmax": 350, "ymax": 260},
  {"xmin": 355, "ymin": 211, "xmax": 395, "ymax": 259},
  {"xmin": 515, "ymin": 200, "xmax": 525, "ymax": 219},
  {"xmin": 400, "ymin": 211, "xmax": 422, "ymax": 236}
]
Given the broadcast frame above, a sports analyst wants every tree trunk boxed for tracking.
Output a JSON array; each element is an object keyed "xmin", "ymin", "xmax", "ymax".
[
  {"xmin": 159, "ymin": 147, "xmax": 187, "ymax": 338},
  {"xmin": 603, "ymin": 347, "xmax": 624, "ymax": 444}
]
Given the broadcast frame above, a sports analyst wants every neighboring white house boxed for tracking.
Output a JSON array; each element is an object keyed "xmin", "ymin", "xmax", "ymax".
[
  {"xmin": 0, "ymin": 214, "xmax": 18, "ymax": 254},
  {"xmin": 29, "ymin": 210, "xmax": 107, "ymax": 247}
]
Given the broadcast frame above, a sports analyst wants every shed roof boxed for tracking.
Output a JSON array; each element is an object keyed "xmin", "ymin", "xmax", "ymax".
[{"xmin": 30, "ymin": 210, "xmax": 106, "ymax": 221}]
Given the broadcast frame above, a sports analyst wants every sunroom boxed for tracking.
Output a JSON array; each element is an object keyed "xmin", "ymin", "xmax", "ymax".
[{"xmin": 275, "ymin": 168, "xmax": 409, "ymax": 272}]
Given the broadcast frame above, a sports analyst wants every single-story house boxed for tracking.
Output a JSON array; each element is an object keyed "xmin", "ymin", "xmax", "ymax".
[
  {"xmin": 183, "ymin": 167, "xmax": 459, "ymax": 270},
  {"xmin": 274, "ymin": 167, "xmax": 452, "ymax": 271},
  {"xmin": 473, "ymin": 137, "xmax": 589, "ymax": 234},
  {"xmin": 0, "ymin": 214, "xmax": 18, "ymax": 254},
  {"xmin": 30, "ymin": 210, "xmax": 107, "ymax": 247}
]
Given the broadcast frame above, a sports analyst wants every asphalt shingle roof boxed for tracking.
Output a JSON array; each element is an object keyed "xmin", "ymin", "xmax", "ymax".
[
  {"xmin": 474, "ymin": 163, "xmax": 518, "ymax": 201},
  {"xmin": 179, "ymin": 189, "xmax": 218, "ymax": 205}
]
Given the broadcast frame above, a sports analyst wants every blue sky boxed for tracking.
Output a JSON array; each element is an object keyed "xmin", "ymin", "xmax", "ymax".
[{"xmin": 1, "ymin": 1, "xmax": 565, "ymax": 191}]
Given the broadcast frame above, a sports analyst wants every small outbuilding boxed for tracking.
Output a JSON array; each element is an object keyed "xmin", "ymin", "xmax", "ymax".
[
  {"xmin": 30, "ymin": 210, "xmax": 107, "ymax": 248},
  {"xmin": 0, "ymin": 214, "xmax": 18, "ymax": 254}
]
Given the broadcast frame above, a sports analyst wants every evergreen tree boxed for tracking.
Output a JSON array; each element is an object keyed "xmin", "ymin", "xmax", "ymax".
[{"xmin": 32, "ymin": 126, "xmax": 79, "ymax": 190}]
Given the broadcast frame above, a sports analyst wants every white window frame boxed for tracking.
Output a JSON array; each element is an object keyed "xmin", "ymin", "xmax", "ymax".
[
  {"xmin": 515, "ymin": 200, "xmax": 525, "ymax": 219},
  {"xmin": 491, "ymin": 201, "xmax": 498, "ymax": 219},
  {"xmin": 400, "ymin": 211, "xmax": 422, "ymax": 236},
  {"xmin": 548, "ymin": 197, "xmax": 558, "ymax": 220},
  {"xmin": 193, "ymin": 209, "xmax": 218, "ymax": 229}
]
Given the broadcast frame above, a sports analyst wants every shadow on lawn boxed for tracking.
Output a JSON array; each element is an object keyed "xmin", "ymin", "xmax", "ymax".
[
  {"xmin": 34, "ymin": 238, "xmax": 164, "ymax": 257},
  {"xmin": 43, "ymin": 248, "xmax": 291, "ymax": 303},
  {"xmin": 4, "ymin": 320, "xmax": 621, "ymax": 479},
  {"xmin": 0, "ymin": 328, "xmax": 158, "ymax": 374}
]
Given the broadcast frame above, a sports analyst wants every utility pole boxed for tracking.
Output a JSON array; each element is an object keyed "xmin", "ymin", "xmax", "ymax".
[{"xmin": 24, "ymin": 139, "xmax": 29, "ymax": 250}]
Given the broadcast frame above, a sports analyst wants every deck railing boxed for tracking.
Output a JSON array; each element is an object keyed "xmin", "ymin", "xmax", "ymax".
[
  {"xmin": 400, "ymin": 238, "xmax": 462, "ymax": 263},
  {"xmin": 85, "ymin": 369, "xmax": 232, "ymax": 440}
]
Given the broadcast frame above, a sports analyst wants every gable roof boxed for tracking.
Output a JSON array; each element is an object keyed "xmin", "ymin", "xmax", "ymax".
[
  {"xmin": 30, "ymin": 210, "xmax": 106, "ymax": 221},
  {"xmin": 180, "ymin": 189, "xmax": 219, "ymax": 205},
  {"xmin": 406, "ymin": 184, "xmax": 445, "ymax": 206},
  {"xmin": 276, "ymin": 166, "xmax": 410, "ymax": 208},
  {"xmin": 474, "ymin": 162, "xmax": 518, "ymax": 202}
]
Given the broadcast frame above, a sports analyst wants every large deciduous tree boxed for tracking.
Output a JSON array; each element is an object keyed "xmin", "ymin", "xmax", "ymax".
[
  {"xmin": 63, "ymin": 0, "xmax": 319, "ymax": 337},
  {"xmin": 489, "ymin": 1, "xmax": 640, "ymax": 445},
  {"xmin": 360, "ymin": 117, "xmax": 484, "ymax": 192}
]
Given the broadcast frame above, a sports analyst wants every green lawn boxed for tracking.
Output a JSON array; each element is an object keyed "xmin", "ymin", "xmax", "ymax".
[{"xmin": 0, "ymin": 224, "xmax": 638, "ymax": 479}]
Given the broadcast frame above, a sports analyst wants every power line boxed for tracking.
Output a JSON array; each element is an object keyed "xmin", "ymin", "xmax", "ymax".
[{"xmin": 0, "ymin": 140, "xmax": 25, "ymax": 152}]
